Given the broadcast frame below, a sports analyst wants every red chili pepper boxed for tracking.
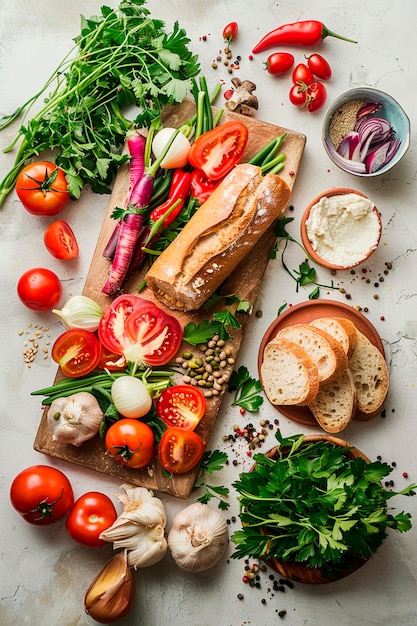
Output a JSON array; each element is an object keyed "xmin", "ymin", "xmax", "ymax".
[
  {"xmin": 150, "ymin": 169, "xmax": 191, "ymax": 228},
  {"xmin": 252, "ymin": 20, "xmax": 357, "ymax": 54},
  {"xmin": 190, "ymin": 169, "xmax": 224, "ymax": 205}
]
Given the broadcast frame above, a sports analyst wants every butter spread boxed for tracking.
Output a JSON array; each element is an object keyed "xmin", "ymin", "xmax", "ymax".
[{"xmin": 305, "ymin": 193, "xmax": 380, "ymax": 267}]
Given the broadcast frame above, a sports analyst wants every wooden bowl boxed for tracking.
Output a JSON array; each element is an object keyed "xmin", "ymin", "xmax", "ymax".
[{"xmin": 254, "ymin": 435, "xmax": 371, "ymax": 584}]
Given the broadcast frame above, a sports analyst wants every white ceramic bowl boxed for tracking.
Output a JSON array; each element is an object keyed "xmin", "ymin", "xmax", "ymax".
[{"xmin": 323, "ymin": 87, "xmax": 410, "ymax": 177}]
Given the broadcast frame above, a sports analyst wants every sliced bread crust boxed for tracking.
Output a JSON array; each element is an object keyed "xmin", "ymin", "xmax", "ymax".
[
  {"xmin": 308, "ymin": 368, "xmax": 357, "ymax": 433},
  {"xmin": 310, "ymin": 316, "xmax": 357, "ymax": 358},
  {"xmin": 349, "ymin": 329, "xmax": 389, "ymax": 420},
  {"xmin": 276, "ymin": 323, "xmax": 348, "ymax": 383},
  {"xmin": 261, "ymin": 337, "xmax": 320, "ymax": 406}
]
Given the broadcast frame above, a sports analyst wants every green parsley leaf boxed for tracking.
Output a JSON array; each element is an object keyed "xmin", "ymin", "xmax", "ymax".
[{"xmin": 229, "ymin": 366, "xmax": 263, "ymax": 412}]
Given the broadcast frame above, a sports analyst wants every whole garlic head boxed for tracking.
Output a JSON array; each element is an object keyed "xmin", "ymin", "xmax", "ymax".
[
  {"xmin": 47, "ymin": 392, "xmax": 103, "ymax": 446},
  {"xmin": 168, "ymin": 502, "xmax": 229, "ymax": 573}
]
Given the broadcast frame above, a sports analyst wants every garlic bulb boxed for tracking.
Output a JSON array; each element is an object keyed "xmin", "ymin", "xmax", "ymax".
[
  {"xmin": 47, "ymin": 392, "xmax": 103, "ymax": 446},
  {"xmin": 168, "ymin": 502, "xmax": 229, "ymax": 573},
  {"xmin": 100, "ymin": 485, "xmax": 168, "ymax": 569},
  {"xmin": 84, "ymin": 551, "xmax": 134, "ymax": 624},
  {"xmin": 52, "ymin": 294, "xmax": 103, "ymax": 331}
]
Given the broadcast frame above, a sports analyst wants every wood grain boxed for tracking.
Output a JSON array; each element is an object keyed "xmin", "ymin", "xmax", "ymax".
[{"xmin": 34, "ymin": 102, "xmax": 306, "ymax": 499}]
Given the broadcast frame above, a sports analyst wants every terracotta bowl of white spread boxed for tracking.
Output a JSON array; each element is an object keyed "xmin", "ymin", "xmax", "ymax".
[{"xmin": 300, "ymin": 188, "xmax": 382, "ymax": 270}]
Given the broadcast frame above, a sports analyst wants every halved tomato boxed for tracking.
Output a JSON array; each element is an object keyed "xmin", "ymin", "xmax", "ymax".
[
  {"xmin": 51, "ymin": 329, "xmax": 101, "ymax": 378},
  {"xmin": 124, "ymin": 300, "xmax": 182, "ymax": 367},
  {"xmin": 158, "ymin": 427, "xmax": 205, "ymax": 474},
  {"xmin": 44, "ymin": 220, "xmax": 79, "ymax": 260},
  {"xmin": 188, "ymin": 121, "xmax": 249, "ymax": 181},
  {"xmin": 98, "ymin": 294, "xmax": 146, "ymax": 356},
  {"xmin": 156, "ymin": 385, "xmax": 206, "ymax": 430}
]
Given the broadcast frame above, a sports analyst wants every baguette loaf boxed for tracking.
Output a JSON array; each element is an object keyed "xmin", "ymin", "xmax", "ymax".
[
  {"xmin": 275, "ymin": 323, "xmax": 348, "ymax": 383},
  {"xmin": 146, "ymin": 163, "xmax": 291, "ymax": 311},
  {"xmin": 349, "ymin": 329, "xmax": 389, "ymax": 420},
  {"xmin": 261, "ymin": 337, "xmax": 320, "ymax": 406},
  {"xmin": 308, "ymin": 368, "xmax": 357, "ymax": 433}
]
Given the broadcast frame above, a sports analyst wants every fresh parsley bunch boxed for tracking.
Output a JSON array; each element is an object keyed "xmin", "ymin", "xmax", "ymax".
[{"xmin": 231, "ymin": 432, "xmax": 416, "ymax": 579}]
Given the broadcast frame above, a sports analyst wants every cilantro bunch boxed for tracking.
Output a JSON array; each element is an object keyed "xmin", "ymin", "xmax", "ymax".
[
  {"xmin": 0, "ymin": 0, "xmax": 199, "ymax": 205},
  {"xmin": 232, "ymin": 432, "xmax": 416, "ymax": 579}
]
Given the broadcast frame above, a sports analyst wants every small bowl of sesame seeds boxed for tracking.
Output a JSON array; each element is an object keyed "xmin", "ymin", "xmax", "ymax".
[{"xmin": 323, "ymin": 87, "xmax": 410, "ymax": 177}]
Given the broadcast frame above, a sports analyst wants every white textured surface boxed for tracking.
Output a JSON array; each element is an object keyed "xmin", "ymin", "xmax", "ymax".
[{"xmin": 0, "ymin": 1, "xmax": 416, "ymax": 625}]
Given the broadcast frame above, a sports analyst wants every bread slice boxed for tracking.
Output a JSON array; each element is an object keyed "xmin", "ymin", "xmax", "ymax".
[
  {"xmin": 261, "ymin": 337, "xmax": 320, "ymax": 406},
  {"xmin": 276, "ymin": 323, "xmax": 348, "ymax": 383},
  {"xmin": 308, "ymin": 369, "xmax": 357, "ymax": 433},
  {"xmin": 310, "ymin": 316, "xmax": 357, "ymax": 358},
  {"xmin": 348, "ymin": 329, "xmax": 389, "ymax": 420}
]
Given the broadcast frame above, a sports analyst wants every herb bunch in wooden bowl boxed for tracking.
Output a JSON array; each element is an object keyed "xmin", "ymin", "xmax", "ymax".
[{"xmin": 231, "ymin": 432, "xmax": 416, "ymax": 583}]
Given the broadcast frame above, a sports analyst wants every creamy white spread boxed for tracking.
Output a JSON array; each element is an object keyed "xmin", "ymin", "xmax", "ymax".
[{"xmin": 305, "ymin": 193, "xmax": 380, "ymax": 266}]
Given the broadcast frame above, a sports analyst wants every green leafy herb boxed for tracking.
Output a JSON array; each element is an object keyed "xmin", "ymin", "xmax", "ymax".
[
  {"xmin": 183, "ymin": 319, "xmax": 227, "ymax": 346},
  {"xmin": 0, "ymin": 0, "xmax": 200, "ymax": 206},
  {"xmin": 272, "ymin": 217, "xmax": 337, "ymax": 299},
  {"xmin": 229, "ymin": 366, "xmax": 264, "ymax": 412},
  {"xmin": 194, "ymin": 450, "xmax": 230, "ymax": 510},
  {"xmin": 231, "ymin": 432, "xmax": 417, "ymax": 578}
]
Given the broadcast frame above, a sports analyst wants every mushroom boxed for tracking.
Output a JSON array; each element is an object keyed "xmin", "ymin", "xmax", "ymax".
[{"xmin": 225, "ymin": 78, "xmax": 259, "ymax": 116}]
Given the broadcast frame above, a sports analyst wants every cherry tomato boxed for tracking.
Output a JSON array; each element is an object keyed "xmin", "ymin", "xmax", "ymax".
[
  {"xmin": 305, "ymin": 81, "xmax": 327, "ymax": 112},
  {"xmin": 17, "ymin": 267, "xmax": 62, "ymax": 311},
  {"xmin": 10, "ymin": 465, "xmax": 74, "ymax": 526},
  {"xmin": 105, "ymin": 419, "xmax": 155, "ymax": 469},
  {"xmin": 66, "ymin": 492, "xmax": 117, "ymax": 547},
  {"xmin": 16, "ymin": 161, "xmax": 70, "ymax": 216},
  {"xmin": 291, "ymin": 63, "xmax": 315, "ymax": 86},
  {"xmin": 223, "ymin": 21, "xmax": 238, "ymax": 44},
  {"xmin": 306, "ymin": 53, "xmax": 332, "ymax": 80},
  {"xmin": 158, "ymin": 427, "xmax": 205, "ymax": 474},
  {"xmin": 289, "ymin": 83, "xmax": 307, "ymax": 107},
  {"xmin": 188, "ymin": 121, "xmax": 249, "ymax": 181},
  {"xmin": 265, "ymin": 52, "xmax": 294, "ymax": 75},
  {"xmin": 124, "ymin": 299, "xmax": 182, "ymax": 367},
  {"xmin": 156, "ymin": 385, "xmax": 206, "ymax": 430},
  {"xmin": 51, "ymin": 328, "xmax": 101, "ymax": 378},
  {"xmin": 98, "ymin": 294, "xmax": 147, "ymax": 356},
  {"xmin": 44, "ymin": 220, "xmax": 79, "ymax": 260}
]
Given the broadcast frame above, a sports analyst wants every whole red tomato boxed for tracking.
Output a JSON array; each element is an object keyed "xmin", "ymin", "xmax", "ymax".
[
  {"xmin": 66, "ymin": 492, "xmax": 117, "ymax": 547},
  {"xmin": 158, "ymin": 427, "xmax": 205, "ymax": 474},
  {"xmin": 289, "ymin": 83, "xmax": 307, "ymax": 107},
  {"xmin": 265, "ymin": 52, "xmax": 294, "ymax": 75},
  {"xmin": 51, "ymin": 328, "xmax": 102, "ymax": 378},
  {"xmin": 306, "ymin": 53, "xmax": 332, "ymax": 80},
  {"xmin": 17, "ymin": 267, "xmax": 62, "ymax": 311},
  {"xmin": 105, "ymin": 419, "xmax": 155, "ymax": 469},
  {"xmin": 291, "ymin": 63, "xmax": 315, "ymax": 86},
  {"xmin": 10, "ymin": 465, "xmax": 74, "ymax": 525},
  {"xmin": 44, "ymin": 220, "xmax": 79, "ymax": 260},
  {"xmin": 222, "ymin": 21, "xmax": 238, "ymax": 44},
  {"xmin": 16, "ymin": 161, "xmax": 70, "ymax": 216},
  {"xmin": 305, "ymin": 81, "xmax": 327, "ymax": 112}
]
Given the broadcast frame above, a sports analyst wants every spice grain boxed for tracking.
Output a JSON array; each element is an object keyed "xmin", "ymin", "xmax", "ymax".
[{"xmin": 328, "ymin": 99, "xmax": 366, "ymax": 150}]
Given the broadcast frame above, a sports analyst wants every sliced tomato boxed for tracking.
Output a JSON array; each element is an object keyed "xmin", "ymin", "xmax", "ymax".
[
  {"xmin": 188, "ymin": 121, "xmax": 249, "ymax": 181},
  {"xmin": 190, "ymin": 168, "xmax": 224, "ymax": 204},
  {"xmin": 156, "ymin": 385, "xmax": 206, "ymax": 430},
  {"xmin": 98, "ymin": 294, "xmax": 146, "ymax": 355},
  {"xmin": 44, "ymin": 220, "xmax": 79, "ymax": 260},
  {"xmin": 98, "ymin": 347, "xmax": 126, "ymax": 371},
  {"xmin": 158, "ymin": 427, "xmax": 205, "ymax": 474},
  {"xmin": 124, "ymin": 300, "xmax": 182, "ymax": 367},
  {"xmin": 51, "ymin": 329, "xmax": 101, "ymax": 378}
]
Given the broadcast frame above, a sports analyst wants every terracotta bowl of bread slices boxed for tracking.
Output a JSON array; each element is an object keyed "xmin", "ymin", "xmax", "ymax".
[
  {"xmin": 258, "ymin": 300, "xmax": 389, "ymax": 432},
  {"xmin": 300, "ymin": 188, "xmax": 382, "ymax": 271}
]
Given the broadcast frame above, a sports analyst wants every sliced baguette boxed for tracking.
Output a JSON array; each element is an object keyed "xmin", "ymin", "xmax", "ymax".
[
  {"xmin": 276, "ymin": 323, "xmax": 348, "ymax": 383},
  {"xmin": 310, "ymin": 316, "xmax": 357, "ymax": 358},
  {"xmin": 349, "ymin": 329, "xmax": 389, "ymax": 420},
  {"xmin": 261, "ymin": 337, "xmax": 320, "ymax": 406},
  {"xmin": 308, "ymin": 368, "xmax": 357, "ymax": 433}
]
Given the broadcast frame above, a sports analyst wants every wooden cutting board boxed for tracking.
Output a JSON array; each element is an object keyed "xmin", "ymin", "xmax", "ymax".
[{"xmin": 34, "ymin": 101, "xmax": 306, "ymax": 499}]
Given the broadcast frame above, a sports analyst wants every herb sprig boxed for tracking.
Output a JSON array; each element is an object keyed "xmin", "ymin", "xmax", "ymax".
[
  {"xmin": 231, "ymin": 432, "xmax": 417, "ymax": 578},
  {"xmin": 228, "ymin": 366, "xmax": 264, "ymax": 412},
  {"xmin": 194, "ymin": 450, "xmax": 230, "ymax": 510},
  {"xmin": 0, "ymin": 0, "xmax": 200, "ymax": 206}
]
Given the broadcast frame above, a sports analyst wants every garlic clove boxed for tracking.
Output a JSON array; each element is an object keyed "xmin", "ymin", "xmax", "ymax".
[
  {"xmin": 84, "ymin": 551, "xmax": 134, "ymax": 624},
  {"xmin": 168, "ymin": 502, "xmax": 229, "ymax": 573},
  {"xmin": 126, "ymin": 525, "xmax": 168, "ymax": 569}
]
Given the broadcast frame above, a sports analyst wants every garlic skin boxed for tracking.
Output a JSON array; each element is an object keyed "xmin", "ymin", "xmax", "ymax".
[
  {"xmin": 99, "ymin": 485, "xmax": 168, "ymax": 569},
  {"xmin": 47, "ymin": 392, "xmax": 103, "ymax": 446},
  {"xmin": 52, "ymin": 294, "xmax": 103, "ymax": 331},
  {"xmin": 168, "ymin": 502, "xmax": 229, "ymax": 573},
  {"xmin": 84, "ymin": 551, "xmax": 134, "ymax": 624}
]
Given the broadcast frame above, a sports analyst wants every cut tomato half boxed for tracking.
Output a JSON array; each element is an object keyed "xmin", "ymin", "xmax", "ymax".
[{"xmin": 156, "ymin": 385, "xmax": 206, "ymax": 430}]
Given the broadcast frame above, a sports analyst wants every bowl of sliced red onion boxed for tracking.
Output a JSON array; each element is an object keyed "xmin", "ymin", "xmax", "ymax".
[{"xmin": 323, "ymin": 87, "xmax": 410, "ymax": 176}]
